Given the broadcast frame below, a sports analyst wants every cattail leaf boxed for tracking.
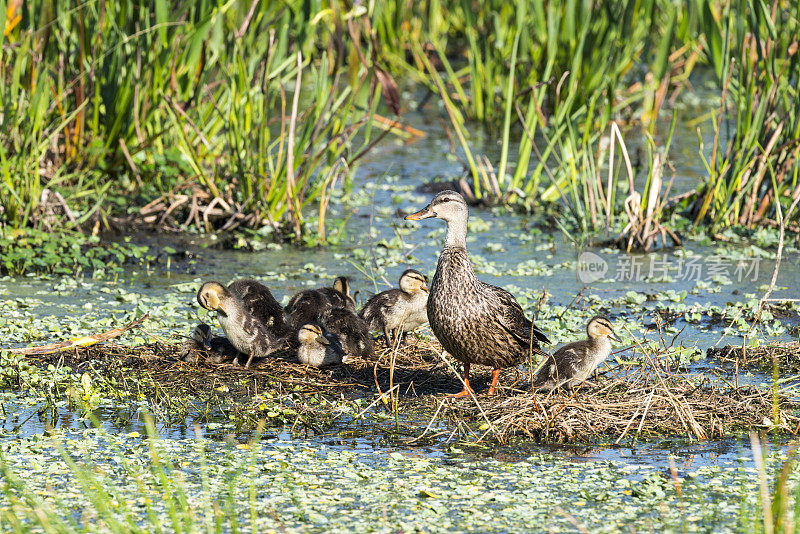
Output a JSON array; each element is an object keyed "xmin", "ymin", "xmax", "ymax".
[
  {"xmin": 653, "ymin": 2, "xmax": 677, "ymax": 81},
  {"xmin": 155, "ymin": 0, "xmax": 168, "ymax": 43}
]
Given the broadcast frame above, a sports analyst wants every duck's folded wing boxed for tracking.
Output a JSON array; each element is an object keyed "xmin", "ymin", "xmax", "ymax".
[
  {"xmin": 231, "ymin": 281, "xmax": 283, "ymax": 327},
  {"xmin": 360, "ymin": 291, "xmax": 400, "ymax": 324},
  {"xmin": 485, "ymin": 283, "xmax": 551, "ymax": 347},
  {"xmin": 533, "ymin": 343, "xmax": 581, "ymax": 387}
]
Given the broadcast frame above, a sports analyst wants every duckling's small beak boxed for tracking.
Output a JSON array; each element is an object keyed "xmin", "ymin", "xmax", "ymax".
[
  {"xmin": 405, "ymin": 205, "xmax": 435, "ymax": 220},
  {"xmin": 609, "ymin": 331, "xmax": 621, "ymax": 343},
  {"xmin": 420, "ymin": 284, "xmax": 429, "ymax": 292},
  {"xmin": 317, "ymin": 335, "xmax": 330, "ymax": 346}
]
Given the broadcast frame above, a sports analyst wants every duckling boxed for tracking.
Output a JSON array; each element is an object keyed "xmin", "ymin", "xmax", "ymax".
[
  {"xmin": 296, "ymin": 322, "xmax": 348, "ymax": 367},
  {"xmin": 360, "ymin": 269, "xmax": 429, "ymax": 346},
  {"xmin": 322, "ymin": 276, "xmax": 356, "ymax": 311},
  {"xmin": 319, "ymin": 306, "xmax": 374, "ymax": 360},
  {"xmin": 197, "ymin": 281, "xmax": 285, "ymax": 368},
  {"xmin": 405, "ymin": 191, "xmax": 550, "ymax": 397},
  {"xmin": 179, "ymin": 324, "xmax": 212, "ymax": 362},
  {"xmin": 533, "ymin": 316, "xmax": 620, "ymax": 391},
  {"xmin": 180, "ymin": 324, "xmax": 240, "ymax": 364},
  {"xmin": 228, "ymin": 279, "xmax": 290, "ymax": 337},
  {"xmin": 285, "ymin": 276, "xmax": 356, "ymax": 328}
]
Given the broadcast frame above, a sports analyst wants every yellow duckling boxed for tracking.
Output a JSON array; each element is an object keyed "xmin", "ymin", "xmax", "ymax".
[{"xmin": 296, "ymin": 322, "xmax": 348, "ymax": 367}]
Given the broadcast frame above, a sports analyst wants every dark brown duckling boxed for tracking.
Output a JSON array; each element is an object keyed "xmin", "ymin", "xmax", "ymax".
[
  {"xmin": 180, "ymin": 324, "xmax": 238, "ymax": 363},
  {"xmin": 179, "ymin": 323, "xmax": 212, "ymax": 362},
  {"xmin": 228, "ymin": 279, "xmax": 290, "ymax": 337},
  {"xmin": 533, "ymin": 316, "xmax": 620, "ymax": 391},
  {"xmin": 197, "ymin": 281, "xmax": 285, "ymax": 368},
  {"xmin": 296, "ymin": 322, "xmax": 348, "ymax": 367},
  {"xmin": 405, "ymin": 191, "xmax": 550, "ymax": 397},
  {"xmin": 319, "ymin": 306, "xmax": 374, "ymax": 360},
  {"xmin": 360, "ymin": 269, "xmax": 429, "ymax": 346},
  {"xmin": 285, "ymin": 276, "xmax": 356, "ymax": 328}
]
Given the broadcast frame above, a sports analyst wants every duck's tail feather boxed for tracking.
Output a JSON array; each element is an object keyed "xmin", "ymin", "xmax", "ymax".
[{"xmin": 531, "ymin": 323, "xmax": 551, "ymax": 345}]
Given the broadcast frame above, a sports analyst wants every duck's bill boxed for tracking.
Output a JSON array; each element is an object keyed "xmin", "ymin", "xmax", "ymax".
[
  {"xmin": 404, "ymin": 205, "xmax": 435, "ymax": 220},
  {"xmin": 316, "ymin": 335, "xmax": 330, "ymax": 345},
  {"xmin": 421, "ymin": 284, "xmax": 429, "ymax": 292},
  {"xmin": 609, "ymin": 332, "xmax": 621, "ymax": 343}
]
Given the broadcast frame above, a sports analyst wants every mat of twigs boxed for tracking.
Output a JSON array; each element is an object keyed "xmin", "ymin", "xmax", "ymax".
[
  {"xmin": 28, "ymin": 337, "xmax": 486, "ymax": 400},
  {"xmin": 708, "ymin": 342, "xmax": 800, "ymax": 374},
  {"xmin": 26, "ymin": 338, "xmax": 800, "ymax": 443},
  {"xmin": 438, "ymin": 365, "xmax": 800, "ymax": 443}
]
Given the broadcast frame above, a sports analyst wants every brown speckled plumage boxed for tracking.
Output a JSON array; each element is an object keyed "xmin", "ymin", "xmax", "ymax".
[
  {"xmin": 427, "ymin": 248, "xmax": 548, "ymax": 369},
  {"xmin": 360, "ymin": 269, "xmax": 428, "ymax": 345},
  {"xmin": 228, "ymin": 279, "xmax": 290, "ymax": 337},
  {"xmin": 320, "ymin": 307, "xmax": 374, "ymax": 359},
  {"xmin": 405, "ymin": 191, "xmax": 549, "ymax": 395},
  {"xmin": 533, "ymin": 315, "xmax": 619, "ymax": 390},
  {"xmin": 285, "ymin": 276, "xmax": 356, "ymax": 328}
]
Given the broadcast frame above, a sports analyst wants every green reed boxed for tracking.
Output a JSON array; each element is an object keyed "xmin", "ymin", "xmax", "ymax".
[
  {"xmin": 0, "ymin": 417, "xmax": 264, "ymax": 533},
  {"xmin": 397, "ymin": 0, "xmax": 691, "ymax": 213},
  {"xmin": 0, "ymin": 1, "xmax": 394, "ymax": 239},
  {"xmin": 690, "ymin": 0, "xmax": 800, "ymax": 230},
  {"xmin": 2, "ymin": 1, "xmax": 799, "ymax": 239}
]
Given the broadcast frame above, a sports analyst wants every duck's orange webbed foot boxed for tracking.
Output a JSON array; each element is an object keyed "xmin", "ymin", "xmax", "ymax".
[
  {"xmin": 485, "ymin": 368, "xmax": 502, "ymax": 396},
  {"xmin": 447, "ymin": 386, "xmax": 475, "ymax": 398},
  {"xmin": 448, "ymin": 362, "xmax": 474, "ymax": 398}
]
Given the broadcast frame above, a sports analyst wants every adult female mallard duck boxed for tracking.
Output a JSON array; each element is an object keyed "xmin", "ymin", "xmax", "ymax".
[
  {"xmin": 533, "ymin": 315, "xmax": 620, "ymax": 391},
  {"xmin": 319, "ymin": 306, "xmax": 374, "ymax": 360},
  {"xmin": 285, "ymin": 276, "xmax": 356, "ymax": 328},
  {"xmin": 197, "ymin": 281, "xmax": 285, "ymax": 368},
  {"xmin": 405, "ymin": 191, "xmax": 550, "ymax": 397},
  {"xmin": 360, "ymin": 269, "xmax": 429, "ymax": 346},
  {"xmin": 296, "ymin": 322, "xmax": 348, "ymax": 367}
]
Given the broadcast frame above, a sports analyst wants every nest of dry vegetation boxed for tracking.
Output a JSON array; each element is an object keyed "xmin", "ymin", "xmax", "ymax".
[
  {"xmin": 26, "ymin": 337, "xmax": 800, "ymax": 443},
  {"xmin": 708, "ymin": 342, "xmax": 800, "ymax": 374},
  {"xmin": 441, "ymin": 373, "xmax": 799, "ymax": 443},
  {"xmin": 28, "ymin": 338, "xmax": 468, "ymax": 420}
]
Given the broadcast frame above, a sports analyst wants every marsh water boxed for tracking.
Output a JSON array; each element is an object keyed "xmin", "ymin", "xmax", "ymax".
[{"xmin": 2, "ymin": 110, "xmax": 800, "ymax": 531}]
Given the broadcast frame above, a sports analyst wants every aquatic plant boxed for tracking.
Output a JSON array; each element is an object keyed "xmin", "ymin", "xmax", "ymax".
[
  {"xmin": 689, "ymin": 0, "xmax": 800, "ymax": 231},
  {"xmin": 402, "ymin": 0, "xmax": 693, "ymax": 212},
  {"xmin": 2, "ymin": 0, "xmax": 799, "ymax": 244},
  {"xmin": 397, "ymin": 0, "xmax": 799, "ymax": 237},
  {"xmin": 740, "ymin": 434, "xmax": 799, "ymax": 534},
  {"xmin": 0, "ymin": 1, "xmax": 400, "ymax": 241},
  {"xmin": 0, "ymin": 229, "xmax": 155, "ymax": 276},
  {"xmin": 0, "ymin": 419, "xmax": 786, "ymax": 532}
]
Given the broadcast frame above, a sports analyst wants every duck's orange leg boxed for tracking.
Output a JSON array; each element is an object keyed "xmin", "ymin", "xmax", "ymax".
[
  {"xmin": 486, "ymin": 368, "xmax": 501, "ymax": 396},
  {"xmin": 448, "ymin": 362, "xmax": 475, "ymax": 398}
]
